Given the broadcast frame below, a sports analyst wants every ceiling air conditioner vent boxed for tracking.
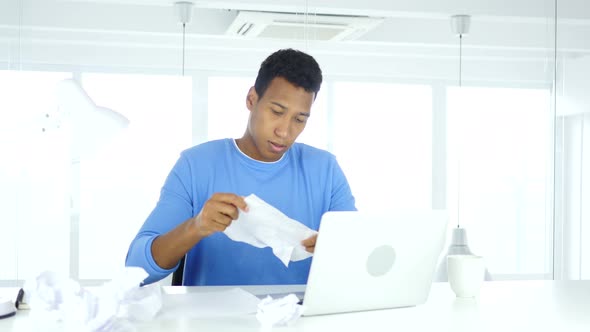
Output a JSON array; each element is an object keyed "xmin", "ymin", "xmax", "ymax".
[{"xmin": 226, "ymin": 11, "xmax": 384, "ymax": 41}]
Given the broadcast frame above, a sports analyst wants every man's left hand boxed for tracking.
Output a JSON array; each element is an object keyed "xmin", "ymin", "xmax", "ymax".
[{"xmin": 301, "ymin": 234, "xmax": 318, "ymax": 253}]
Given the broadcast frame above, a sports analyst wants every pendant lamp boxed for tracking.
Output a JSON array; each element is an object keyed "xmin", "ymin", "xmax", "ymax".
[{"xmin": 435, "ymin": 14, "xmax": 490, "ymax": 282}]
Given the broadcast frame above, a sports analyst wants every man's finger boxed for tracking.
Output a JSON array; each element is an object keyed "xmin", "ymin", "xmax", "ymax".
[
  {"xmin": 301, "ymin": 234, "xmax": 318, "ymax": 247},
  {"xmin": 213, "ymin": 201, "xmax": 241, "ymax": 221},
  {"xmin": 211, "ymin": 212, "xmax": 233, "ymax": 227},
  {"xmin": 212, "ymin": 193, "xmax": 249, "ymax": 212}
]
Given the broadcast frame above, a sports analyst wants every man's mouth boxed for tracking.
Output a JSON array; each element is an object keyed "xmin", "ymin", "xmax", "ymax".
[{"xmin": 269, "ymin": 141, "xmax": 287, "ymax": 153}]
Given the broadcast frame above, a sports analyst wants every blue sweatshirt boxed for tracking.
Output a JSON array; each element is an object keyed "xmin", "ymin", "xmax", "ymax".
[{"xmin": 126, "ymin": 138, "xmax": 356, "ymax": 285}]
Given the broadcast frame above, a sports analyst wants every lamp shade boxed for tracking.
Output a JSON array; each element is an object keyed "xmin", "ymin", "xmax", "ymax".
[
  {"xmin": 450, "ymin": 14, "xmax": 471, "ymax": 36},
  {"xmin": 175, "ymin": 1, "xmax": 194, "ymax": 24},
  {"xmin": 435, "ymin": 227, "xmax": 492, "ymax": 281},
  {"xmin": 446, "ymin": 228, "xmax": 473, "ymax": 255},
  {"xmin": 55, "ymin": 79, "xmax": 129, "ymax": 161}
]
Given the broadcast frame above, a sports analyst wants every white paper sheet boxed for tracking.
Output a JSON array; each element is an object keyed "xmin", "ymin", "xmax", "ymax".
[
  {"xmin": 224, "ymin": 194, "xmax": 318, "ymax": 266},
  {"xmin": 157, "ymin": 288, "xmax": 261, "ymax": 320}
]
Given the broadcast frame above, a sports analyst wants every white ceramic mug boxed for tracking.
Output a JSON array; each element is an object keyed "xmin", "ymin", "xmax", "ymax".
[{"xmin": 447, "ymin": 255, "xmax": 485, "ymax": 298}]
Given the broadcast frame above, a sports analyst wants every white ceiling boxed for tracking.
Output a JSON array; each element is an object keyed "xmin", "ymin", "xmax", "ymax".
[
  {"xmin": 1, "ymin": 0, "xmax": 587, "ymax": 85},
  {"xmin": 60, "ymin": 0, "xmax": 588, "ymax": 20},
  {"xmin": 4, "ymin": 0, "xmax": 578, "ymax": 48}
]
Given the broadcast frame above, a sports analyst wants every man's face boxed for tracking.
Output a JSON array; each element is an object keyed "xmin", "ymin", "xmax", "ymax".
[{"xmin": 243, "ymin": 77, "xmax": 314, "ymax": 162}]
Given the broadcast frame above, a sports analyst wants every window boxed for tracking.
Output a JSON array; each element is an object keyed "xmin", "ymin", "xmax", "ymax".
[
  {"xmin": 207, "ymin": 77, "xmax": 252, "ymax": 141},
  {"xmin": 331, "ymin": 82, "xmax": 433, "ymax": 211},
  {"xmin": 77, "ymin": 73, "xmax": 192, "ymax": 280},
  {"xmin": 447, "ymin": 87, "xmax": 552, "ymax": 277},
  {"xmin": 0, "ymin": 70, "xmax": 556, "ymax": 284},
  {"xmin": 0, "ymin": 71, "xmax": 72, "ymax": 283}
]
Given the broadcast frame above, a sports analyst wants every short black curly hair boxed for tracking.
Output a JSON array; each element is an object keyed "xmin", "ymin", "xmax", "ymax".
[{"xmin": 254, "ymin": 48, "xmax": 323, "ymax": 100}]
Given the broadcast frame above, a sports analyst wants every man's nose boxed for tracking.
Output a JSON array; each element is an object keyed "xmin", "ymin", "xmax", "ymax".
[{"xmin": 274, "ymin": 118, "xmax": 290, "ymax": 138}]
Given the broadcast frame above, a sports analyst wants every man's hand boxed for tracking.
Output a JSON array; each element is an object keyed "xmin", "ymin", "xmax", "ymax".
[
  {"xmin": 302, "ymin": 234, "xmax": 318, "ymax": 253},
  {"xmin": 193, "ymin": 193, "xmax": 248, "ymax": 238}
]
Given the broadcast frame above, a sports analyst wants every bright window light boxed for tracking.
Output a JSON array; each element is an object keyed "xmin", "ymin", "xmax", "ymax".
[
  {"xmin": 78, "ymin": 73, "xmax": 192, "ymax": 280},
  {"xmin": 208, "ymin": 77, "xmax": 252, "ymax": 141},
  {"xmin": 447, "ymin": 86, "xmax": 552, "ymax": 276},
  {"xmin": 332, "ymin": 82, "xmax": 433, "ymax": 211},
  {"xmin": 0, "ymin": 70, "xmax": 72, "ymax": 282}
]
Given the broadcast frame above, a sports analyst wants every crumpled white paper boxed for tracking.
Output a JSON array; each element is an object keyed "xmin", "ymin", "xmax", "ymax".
[
  {"xmin": 224, "ymin": 194, "xmax": 318, "ymax": 266},
  {"xmin": 256, "ymin": 294, "xmax": 305, "ymax": 329},
  {"xmin": 23, "ymin": 267, "xmax": 161, "ymax": 332}
]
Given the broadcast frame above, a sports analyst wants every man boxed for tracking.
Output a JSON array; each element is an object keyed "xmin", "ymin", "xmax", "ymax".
[{"xmin": 126, "ymin": 48, "xmax": 356, "ymax": 285}]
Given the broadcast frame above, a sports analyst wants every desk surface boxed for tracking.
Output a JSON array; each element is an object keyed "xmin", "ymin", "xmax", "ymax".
[{"xmin": 1, "ymin": 280, "xmax": 589, "ymax": 332}]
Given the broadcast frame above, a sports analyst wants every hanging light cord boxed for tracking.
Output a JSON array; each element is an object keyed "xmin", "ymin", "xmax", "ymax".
[
  {"xmin": 182, "ymin": 22, "xmax": 186, "ymax": 76},
  {"xmin": 457, "ymin": 33, "xmax": 463, "ymax": 228},
  {"xmin": 459, "ymin": 34, "xmax": 463, "ymax": 87}
]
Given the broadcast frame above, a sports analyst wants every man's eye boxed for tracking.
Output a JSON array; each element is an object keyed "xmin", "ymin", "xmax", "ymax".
[
  {"xmin": 295, "ymin": 117, "xmax": 307, "ymax": 124},
  {"xmin": 271, "ymin": 109, "xmax": 283, "ymax": 115}
]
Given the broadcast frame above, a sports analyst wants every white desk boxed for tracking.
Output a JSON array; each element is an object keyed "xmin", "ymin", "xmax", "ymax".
[{"xmin": 1, "ymin": 280, "xmax": 589, "ymax": 331}]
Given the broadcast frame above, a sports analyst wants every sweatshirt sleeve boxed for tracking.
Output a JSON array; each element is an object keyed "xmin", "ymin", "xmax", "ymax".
[
  {"xmin": 328, "ymin": 156, "xmax": 357, "ymax": 211},
  {"xmin": 125, "ymin": 153, "xmax": 195, "ymax": 284}
]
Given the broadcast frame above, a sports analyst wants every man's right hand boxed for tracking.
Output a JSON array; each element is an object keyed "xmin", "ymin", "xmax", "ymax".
[
  {"xmin": 193, "ymin": 193, "xmax": 249, "ymax": 238},
  {"xmin": 152, "ymin": 193, "xmax": 248, "ymax": 270}
]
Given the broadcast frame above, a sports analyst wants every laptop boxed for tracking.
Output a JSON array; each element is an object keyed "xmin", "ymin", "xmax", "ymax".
[{"xmin": 300, "ymin": 209, "xmax": 448, "ymax": 316}]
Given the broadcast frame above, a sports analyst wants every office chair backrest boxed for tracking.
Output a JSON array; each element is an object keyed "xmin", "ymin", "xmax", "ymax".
[{"xmin": 171, "ymin": 256, "xmax": 185, "ymax": 286}]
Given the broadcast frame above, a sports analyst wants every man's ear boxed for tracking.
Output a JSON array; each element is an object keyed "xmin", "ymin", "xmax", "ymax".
[{"xmin": 246, "ymin": 86, "xmax": 258, "ymax": 111}]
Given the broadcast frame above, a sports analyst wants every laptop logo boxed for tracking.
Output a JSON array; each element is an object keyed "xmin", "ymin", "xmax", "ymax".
[{"xmin": 366, "ymin": 245, "xmax": 396, "ymax": 277}]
